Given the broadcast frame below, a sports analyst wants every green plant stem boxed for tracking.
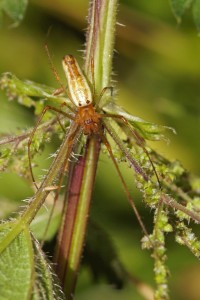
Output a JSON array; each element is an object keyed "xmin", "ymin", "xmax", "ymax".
[
  {"xmin": 84, "ymin": 0, "xmax": 118, "ymax": 95},
  {"xmin": 153, "ymin": 202, "xmax": 169, "ymax": 300},
  {"xmin": 54, "ymin": 0, "xmax": 119, "ymax": 297},
  {"xmin": 161, "ymin": 194, "xmax": 200, "ymax": 223},
  {"xmin": 55, "ymin": 137, "xmax": 100, "ymax": 298},
  {"xmin": 0, "ymin": 124, "xmax": 79, "ymax": 254}
]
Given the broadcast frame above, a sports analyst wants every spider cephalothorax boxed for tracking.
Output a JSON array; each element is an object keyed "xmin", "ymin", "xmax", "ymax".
[{"xmin": 76, "ymin": 104, "xmax": 102, "ymax": 135}]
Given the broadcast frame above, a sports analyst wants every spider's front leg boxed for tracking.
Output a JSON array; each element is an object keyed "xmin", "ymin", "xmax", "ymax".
[
  {"xmin": 28, "ymin": 105, "xmax": 75, "ymax": 189},
  {"xmin": 101, "ymin": 113, "xmax": 161, "ymax": 187}
]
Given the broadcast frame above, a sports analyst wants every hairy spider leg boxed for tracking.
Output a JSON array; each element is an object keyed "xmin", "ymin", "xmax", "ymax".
[
  {"xmin": 45, "ymin": 44, "xmax": 78, "ymax": 116},
  {"xmin": 55, "ymin": 102, "xmax": 77, "ymax": 134},
  {"xmin": 102, "ymin": 114, "xmax": 161, "ymax": 187},
  {"xmin": 103, "ymin": 120, "xmax": 149, "ymax": 182},
  {"xmin": 45, "ymin": 43, "xmax": 66, "ymax": 95},
  {"xmin": 100, "ymin": 132, "xmax": 150, "ymax": 238},
  {"xmin": 59, "ymin": 101, "xmax": 76, "ymax": 113},
  {"xmin": 95, "ymin": 86, "xmax": 114, "ymax": 108},
  {"xmin": 45, "ymin": 43, "xmax": 77, "ymax": 119},
  {"xmin": 55, "ymin": 114, "xmax": 67, "ymax": 134},
  {"xmin": 28, "ymin": 105, "xmax": 75, "ymax": 190}
]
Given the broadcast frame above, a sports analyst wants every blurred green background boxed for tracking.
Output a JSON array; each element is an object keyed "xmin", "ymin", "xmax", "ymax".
[{"xmin": 0, "ymin": 1, "xmax": 200, "ymax": 299}]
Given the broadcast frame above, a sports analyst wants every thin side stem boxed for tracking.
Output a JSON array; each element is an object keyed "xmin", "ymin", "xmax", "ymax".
[
  {"xmin": 152, "ymin": 203, "xmax": 169, "ymax": 300},
  {"xmin": 0, "ymin": 123, "xmax": 80, "ymax": 254},
  {"xmin": 161, "ymin": 194, "xmax": 200, "ymax": 223}
]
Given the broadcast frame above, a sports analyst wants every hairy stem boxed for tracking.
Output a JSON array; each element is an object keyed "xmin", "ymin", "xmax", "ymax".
[
  {"xmin": 55, "ymin": 0, "xmax": 119, "ymax": 297},
  {"xmin": 0, "ymin": 123, "xmax": 79, "ymax": 254},
  {"xmin": 56, "ymin": 137, "xmax": 100, "ymax": 298},
  {"xmin": 84, "ymin": 0, "xmax": 118, "ymax": 94}
]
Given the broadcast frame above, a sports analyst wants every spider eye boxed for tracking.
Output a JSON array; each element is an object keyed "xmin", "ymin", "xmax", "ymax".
[
  {"xmin": 86, "ymin": 100, "xmax": 90, "ymax": 104},
  {"xmin": 79, "ymin": 103, "xmax": 82, "ymax": 107}
]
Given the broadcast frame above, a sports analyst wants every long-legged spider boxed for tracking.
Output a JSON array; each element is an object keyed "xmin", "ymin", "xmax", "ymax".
[{"xmin": 28, "ymin": 52, "xmax": 160, "ymax": 239}]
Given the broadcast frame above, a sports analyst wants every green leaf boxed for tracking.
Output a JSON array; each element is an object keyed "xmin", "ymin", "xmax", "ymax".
[
  {"xmin": 0, "ymin": 72, "xmax": 71, "ymax": 111},
  {"xmin": 103, "ymin": 102, "xmax": 176, "ymax": 141},
  {"xmin": 0, "ymin": 223, "xmax": 34, "ymax": 300},
  {"xmin": 170, "ymin": 0, "xmax": 194, "ymax": 22},
  {"xmin": 170, "ymin": 0, "xmax": 200, "ymax": 31},
  {"xmin": 0, "ymin": 0, "xmax": 28, "ymax": 26},
  {"xmin": 0, "ymin": 222, "xmax": 65, "ymax": 299},
  {"xmin": 193, "ymin": 0, "xmax": 200, "ymax": 31},
  {"xmin": 33, "ymin": 241, "xmax": 65, "ymax": 300}
]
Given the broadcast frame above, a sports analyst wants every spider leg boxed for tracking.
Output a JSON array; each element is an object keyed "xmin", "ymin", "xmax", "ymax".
[
  {"xmin": 28, "ymin": 105, "xmax": 75, "ymax": 190},
  {"xmin": 102, "ymin": 114, "xmax": 161, "ymax": 187},
  {"xmin": 45, "ymin": 44, "xmax": 84, "ymax": 115},
  {"xmin": 95, "ymin": 86, "xmax": 113, "ymax": 108},
  {"xmin": 45, "ymin": 43, "xmax": 66, "ymax": 92},
  {"xmin": 55, "ymin": 101, "xmax": 77, "ymax": 134},
  {"xmin": 56, "ymin": 114, "xmax": 66, "ymax": 134},
  {"xmin": 53, "ymin": 86, "xmax": 66, "ymax": 96},
  {"xmin": 40, "ymin": 125, "xmax": 81, "ymax": 245},
  {"xmin": 60, "ymin": 101, "xmax": 76, "ymax": 113},
  {"xmin": 102, "ymin": 119, "xmax": 149, "ymax": 182},
  {"xmin": 100, "ymin": 131, "xmax": 150, "ymax": 239},
  {"xmin": 45, "ymin": 43, "xmax": 78, "ymax": 112}
]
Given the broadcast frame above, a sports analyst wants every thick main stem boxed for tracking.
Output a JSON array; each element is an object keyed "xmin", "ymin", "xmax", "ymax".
[
  {"xmin": 55, "ymin": 0, "xmax": 118, "ymax": 297},
  {"xmin": 55, "ymin": 137, "xmax": 101, "ymax": 298}
]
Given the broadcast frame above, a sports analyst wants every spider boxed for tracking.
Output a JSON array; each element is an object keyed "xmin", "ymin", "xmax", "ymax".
[{"xmin": 27, "ymin": 51, "xmax": 160, "ymax": 238}]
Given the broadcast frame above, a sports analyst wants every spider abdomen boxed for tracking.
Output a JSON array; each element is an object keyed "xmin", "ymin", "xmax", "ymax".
[{"xmin": 62, "ymin": 55, "xmax": 93, "ymax": 107}]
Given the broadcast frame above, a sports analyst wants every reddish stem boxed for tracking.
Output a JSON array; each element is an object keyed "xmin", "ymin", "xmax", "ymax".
[{"xmin": 55, "ymin": 136, "xmax": 101, "ymax": 297}]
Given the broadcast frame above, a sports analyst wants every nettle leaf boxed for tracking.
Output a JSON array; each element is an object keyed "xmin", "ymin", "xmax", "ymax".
[
  {"xmin": 103, "ymin": 102, "xmax": 175, "ymax": 141},
  {"xmin": 33, "ymin": 240, "xmax": 65, "ymax": 300},
  {"xmin": 0, "ymin": 222, "xmax": 65, "ymax": 299},
  {"xmin": 0, "ymin": 223, "xmax": 34, "ymax": 300},
  {"xmin": 170, "ymin": 0, "xmax": 194, "ymax": 21},
  {"xmin": 170, "ymin": 0, "xmax": 200, "ymax": 31},
  {"xmin": 0, "ymin": 0, "xmax": 28, "ymax": 26},
  {"xmin": 0, "ymin": 72, "xmax": 70, "ymax": 112}
]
